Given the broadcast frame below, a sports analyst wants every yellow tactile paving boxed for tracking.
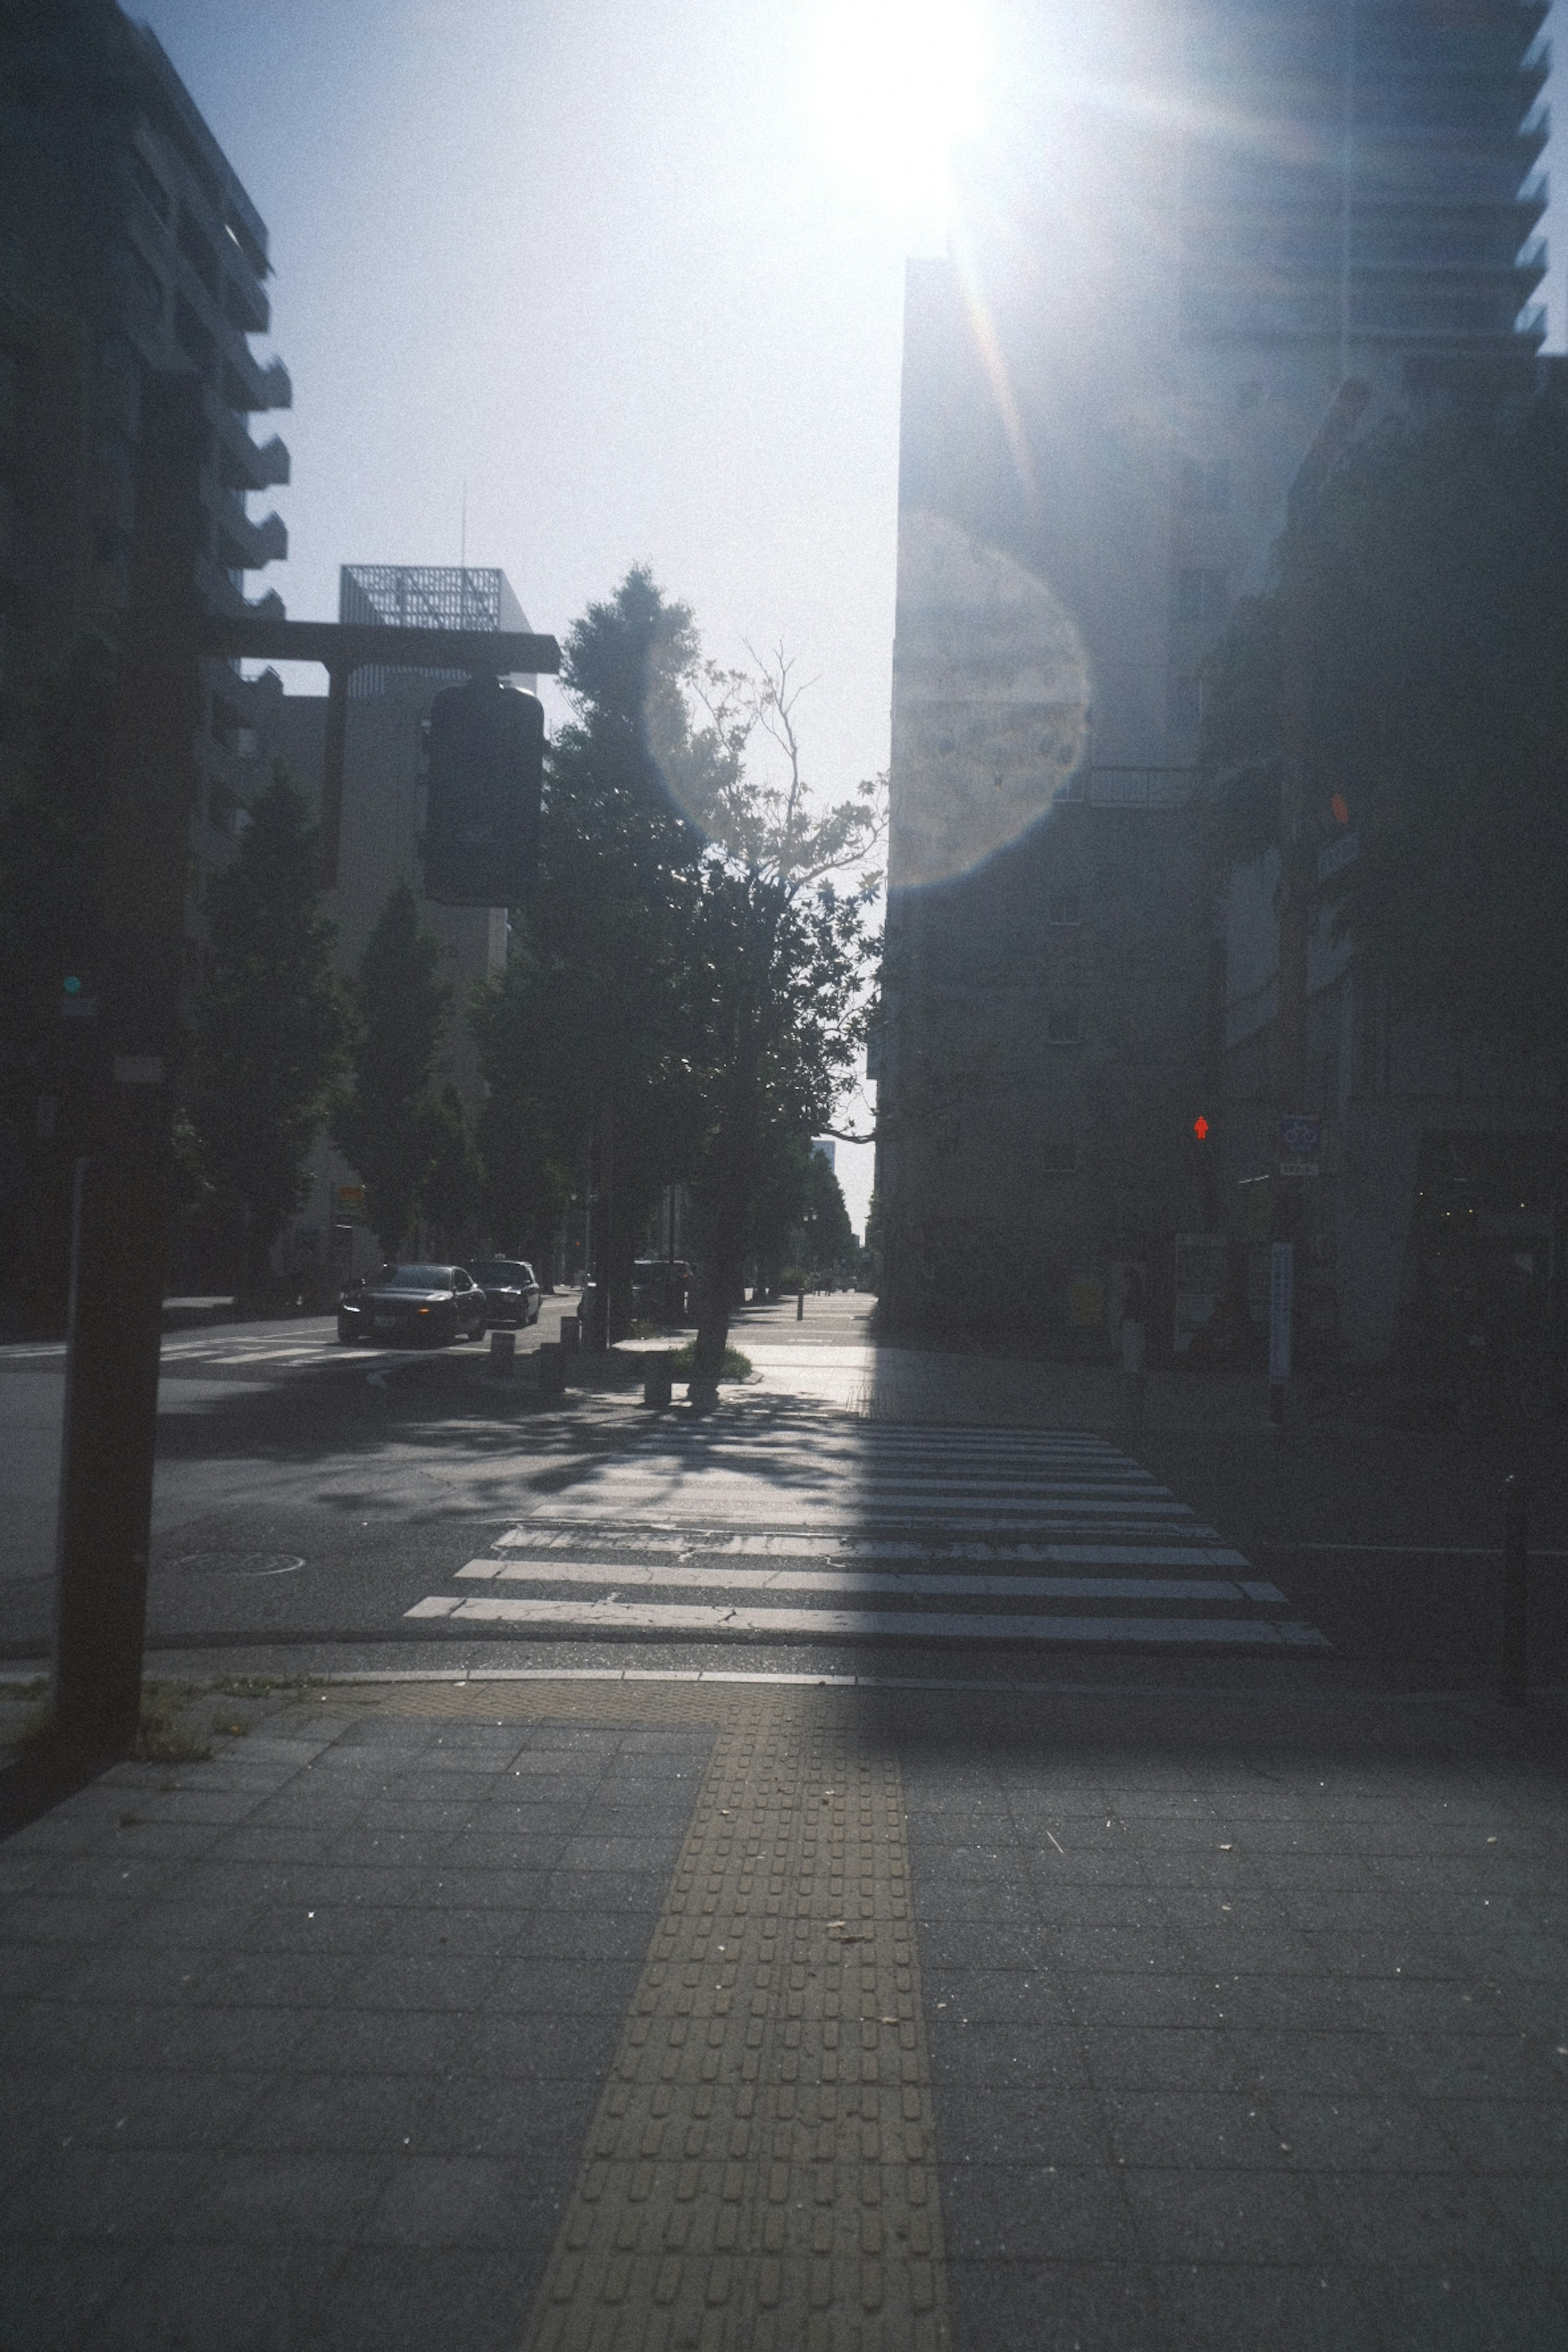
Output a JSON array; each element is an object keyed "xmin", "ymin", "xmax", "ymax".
[{"xmin": 352, "ymin": 1680, "xmax": 947, "ymax": 2352}]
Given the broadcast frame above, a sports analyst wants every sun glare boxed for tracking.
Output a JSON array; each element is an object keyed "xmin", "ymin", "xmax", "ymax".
[{"xmin": 810, "ymin": 0, "xmax": 987, "ymax": 236}]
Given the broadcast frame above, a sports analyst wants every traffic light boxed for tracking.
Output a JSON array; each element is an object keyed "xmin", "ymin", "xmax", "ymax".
[
  {"xmin": 423, "ymin": 677, "xmax": 543, "ymax": 906},
  {"xmin": 1193, "ymin": 1114, "xmax": 1210, "ymax": 1140}
]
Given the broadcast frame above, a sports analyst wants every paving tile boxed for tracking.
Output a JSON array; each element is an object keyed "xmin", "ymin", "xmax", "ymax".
[
  {"xmin": 1105, "ymin": 2089, "xmax": 1296, "ymax": 2171},
  {"xmin": 171, "ymin": 2152, "xmax": 391, "ymax": 2243},
  {"xmin": 931, "ymin": 2086, "xmax": 1109, "ymax": 2167},
  {"xmin": 1311, "ymin": 2172, "xmax": 1517, "ymax": 2269},
  {"xmin": 1149, "ymin": 2262, "xmax": 1378, "ymax": 2351},
  {"xmin": 922, "ymin": 1966, "xmax": 1072, "ymax": 2025},
  {"xmin": 291, "ymin": 2008, "xmax": 460, "ymax": 2076},
  {"xmin": 0, "ymin": 2242, "xmax": 144, "ymax": 2352},
  {"xmin": 1079, "ymin": 2027, "xmax": 1234, "ymax": 2091},
  {"xmin": 1429, "ymin": 2098, "xmax": 1568, "ymax": 2174},
  {"xmin": 944, "ymin": 2256, "xmax": 1160, "ymax": 2352},
  {"xmin": 5, "ymin": 2065, "xmax": 270, "ymax": 2154},
  {"xmin": 236, "ymin": 2071, "xmax": 428, "ymax": 2153},
  {"xmin": 1122, "ymin": 2167, "xmax": 1328, "ymax": 2263},
  {"xmin": 927, "ymin": 2022, "xmax": 1091, "ymax": 2090},
  {"xmin": 940, "ymin": 2163, "xmax": 1132, "ymax": 2260},
  {"xmin": 1353, "ymin": 2265, "xmax": 1568, "ymax": 2352},
  {"xmin": 84, "ymin": 2241, "xmax": 345, "ymax": 2352},
  {"xmin": 366, "ymin": 2154, "xmax": 566, "ymax": 2247},
  {"xmin": 1267, "ymin": 2091, "xmax": 1461, "ymax": 2170},
  {"xmin": 0, "ymin": 2147, "xmax": 205, "ymax": 2240}
]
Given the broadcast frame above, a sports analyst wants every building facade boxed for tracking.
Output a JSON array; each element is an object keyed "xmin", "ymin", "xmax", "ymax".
[
  {"xmin": 0, "ymin": 0, "xmax": 290, "ymax": 1319},
  {"xmin": 877, "ymin": 0, "xmax": 1551, "ymax": 1358},
  {"xmin": 277, "ymin": 564, "xmax": 535, "ymax": 1282}
]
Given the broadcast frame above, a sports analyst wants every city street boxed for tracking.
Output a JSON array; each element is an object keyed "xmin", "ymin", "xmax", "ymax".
[{"xmin": 2, "ymin": 1292, "xmax": 1563, "ymax": 1694}]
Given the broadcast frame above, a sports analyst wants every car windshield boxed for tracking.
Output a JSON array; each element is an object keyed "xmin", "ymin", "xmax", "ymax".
[
  {"xmin": 379, "ymin": 1265, "xmax": 453, "ymax": 1291},
  {"xmin": 471, "ymin": 1261, "xmax": 529, "ymax": 1284}
]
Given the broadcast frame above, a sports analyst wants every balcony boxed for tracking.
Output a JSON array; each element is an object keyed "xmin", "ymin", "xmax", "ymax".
[
  {"xmin": 214, "ymin": 496, "xmax": 287, "ymax": 572},
  {"xmin": 1058, "ymin": 767, "xmax": 1199, "ymax": 810},
  {"xmin": 221, "ymin": 348, "xmax": 291, "ymax": 414}
]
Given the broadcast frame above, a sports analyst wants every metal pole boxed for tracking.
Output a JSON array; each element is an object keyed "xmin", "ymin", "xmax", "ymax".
[
  {"xmin": 1500, "ymin": 1471, "xmax": 1530, "ymax": 1706},
  {"xmin": 51, "ymin": 374, "xmax": 203, "ymax": 1754}
]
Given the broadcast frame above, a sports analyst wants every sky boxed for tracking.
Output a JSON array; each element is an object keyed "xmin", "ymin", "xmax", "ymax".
[
  {"xmin": 136, "ymin": 0, "xmax": 943, "ymax": 1239},
  {"xmin": 136, "ymin": 0, "xmax": 1561, "ymax": 1245}
]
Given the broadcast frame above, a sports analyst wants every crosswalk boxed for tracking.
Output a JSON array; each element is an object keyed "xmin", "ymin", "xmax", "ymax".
[
  {"xmin": 1, "ymin": 1327, "xmax": 346, "ymax": 1373},
  {"xmin": 406, "ymin": 1417, "xmax": 1329, "ymax": 1653}
]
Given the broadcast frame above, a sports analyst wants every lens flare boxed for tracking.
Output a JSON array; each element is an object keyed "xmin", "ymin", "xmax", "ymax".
[{"xmin": 889, "ymin": 512, "xmax": 1090, "ymax": 891}]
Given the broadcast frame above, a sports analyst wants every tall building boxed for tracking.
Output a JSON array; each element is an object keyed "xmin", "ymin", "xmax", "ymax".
[
  {"xmin": 278, "ymin": 564, "xmax": 537, "ymax": 1280},
  {"xmin": 0, "ymin": 1, "xmax": 291, "ymax": 882},
  {"xmin": 877, "ymin": 1, "xmax": 1551, "ymax": 1356},
  {"xmin": 0, "ymin": 0, "xmax": 290, "ymax": 1320}
]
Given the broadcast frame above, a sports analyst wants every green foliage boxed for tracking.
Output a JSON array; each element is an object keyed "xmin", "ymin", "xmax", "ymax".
[
  {"xmin": 189, "ymin": 765, "xmax": 344, "ymax": 1287},
  {"xmin": 798, "ymin": 1150, "xmax": 856, "ymax": 1272},
  {"xmin": 1201, "ymin": 389, "xmax": 1568, "ymax": 1066},
  {"xmin": 333, "ymin": 880, "xmax": 452, "ymax": 1257},
  {"xmin": 417, "ymin": 1081, "xmax": 482, "ymax": 1249},
  {"xmin": 468, "ymin": 569, "xmax": 884, "ymax": 1361}
]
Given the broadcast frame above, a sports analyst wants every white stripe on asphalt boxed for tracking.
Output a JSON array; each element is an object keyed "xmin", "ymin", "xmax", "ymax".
[
  {"xmin": 403, "ymin": 1593, "xmax": 1328, "ymax": 1645},
  {"xmin": 454, "ymin": 1557, "xmax": 1285, "ymax": 1604},
  {"xmin": 493, "ymin": 1529, "xmax": 1252, "ymax": 1568}
]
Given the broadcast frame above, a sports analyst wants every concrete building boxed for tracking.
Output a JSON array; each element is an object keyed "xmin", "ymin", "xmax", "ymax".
[
  {"xmin": 277, "ymin": 564, "xmax": 536, "ymax": 1281},
  {"xmin": 877, "ymin": 0, "xmax": 1552, "ymax": 1359},
  {"xmin": 0, "ymin": 0, "xmax": 290, "ymax": 1317},
  {"xmin": 0, "ymin": 1, "xmax": 291, "ymax": 901}
]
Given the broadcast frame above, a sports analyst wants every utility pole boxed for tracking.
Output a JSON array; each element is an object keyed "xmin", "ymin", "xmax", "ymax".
[
  {"xmin": 1270, "ymin": 378, "xmax": 1368, "ymax": 1424},
  {"xmin": 49, "ymin": 395, "xmax": 559, "ymax": 1754}
]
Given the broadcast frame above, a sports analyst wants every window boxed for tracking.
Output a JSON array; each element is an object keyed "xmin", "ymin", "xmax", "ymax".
[
  {"xmin": 1046, "ymin": 890, "xmax": 1081, "ymax": 927},
  {"xmin": 1170, "ymin": 675, "xmax": 1204, "ymax": 736},
  {"xmin": 1177, "ymin": 458, "xmax": 1230, "ymax": 512},
  {"xmin": 131, "ymin": 151, "xmax": 170, "ymax": 223},
  {"xmin": 177, "ymin": 206, "xmax": 220, "ymax": 298},
  {"xmin": 1174, "ymin": 567, "xmax": 1228, "ymax": 628},
  {"xmin": 1047, "ymin": 1007, "xmax": 1081, "ymax": 1046}
]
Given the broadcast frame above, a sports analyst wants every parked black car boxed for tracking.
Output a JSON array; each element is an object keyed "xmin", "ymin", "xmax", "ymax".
[
  {"xmin": 337, "ymin": 1264, "xmax": 488, "ymax": 1347},
  {"xmin": 469, "ymin": 1257, "xmax": 542, "ymax": 1327}
]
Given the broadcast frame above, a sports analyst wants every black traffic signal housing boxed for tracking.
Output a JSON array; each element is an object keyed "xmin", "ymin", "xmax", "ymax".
[{"xmin": 423, "ymin": 676, "xmax": 543, "ymax": 906}]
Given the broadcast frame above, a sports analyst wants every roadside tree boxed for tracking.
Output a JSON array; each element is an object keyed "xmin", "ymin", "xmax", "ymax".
[
  {"xmin": 333, "ymin": 880, "xmax": 452, "ymax": 1259},
  {"xmin": 188, "ymin": 764, "xmax": 344, "ymax": 1290}
]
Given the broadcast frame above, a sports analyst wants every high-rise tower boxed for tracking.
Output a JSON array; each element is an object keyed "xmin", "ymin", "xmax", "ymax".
[{"xmin": 876, "ymin": 0, "xmax": 1551, "ymax": 1354}]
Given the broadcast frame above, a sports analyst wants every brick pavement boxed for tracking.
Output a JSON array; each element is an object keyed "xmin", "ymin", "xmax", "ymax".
[{"xmin": 2, "ymin": 1672, "xmax": 1566, "ymax": 2350}]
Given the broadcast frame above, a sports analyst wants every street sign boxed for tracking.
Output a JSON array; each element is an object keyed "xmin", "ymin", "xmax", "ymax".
[
  {"xmin": 1278, "ymin": 1113, "xmax": 1321, "ymax": 1177},
  {"xmin": 1268, "ymin": 1240, "xmax": 1294, "ymax": 1385},
  {"xmin": 335, "ymin": 1183, "xmax": 365, "ymax": 1224}
]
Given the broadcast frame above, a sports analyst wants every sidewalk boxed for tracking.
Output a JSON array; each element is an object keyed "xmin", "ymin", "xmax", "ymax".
[{"xmin": 3, "ymin": 1668, "xmax": 1566, "ymax": 2350}]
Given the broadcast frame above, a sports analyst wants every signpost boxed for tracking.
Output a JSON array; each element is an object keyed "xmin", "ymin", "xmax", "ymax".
[
  {"xmin": 1268, "ymin": 1240, "xmax": 1295, "ymax": 1421},
  {"xmin": 1277, "ymin": 1114, "xmax": 1322, "ymax": 1178}
]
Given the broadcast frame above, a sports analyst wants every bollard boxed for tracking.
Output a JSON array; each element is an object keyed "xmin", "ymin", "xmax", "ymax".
[
  {"xmin": 559, "ymin": 1314, "xmax": 581, "ymax": 1354},
  {"xmin": 642, "ymin": 1350, "xmax": 673, "ymax": 1409},
  {"xmin": 537, "ymin": 1341, "xmax": 566, "ymax": 1401},
  {"xmin": 489, "ymin": 1329, "xmax": 516, "ymax": 1380},
  {"xmin": 797, "ymin": 1287, "xmax": 805, "ymax": 1321},
  {"xmin": 1501, "ymin": 1470, "xmax": 1530, "ymax": 1706}
]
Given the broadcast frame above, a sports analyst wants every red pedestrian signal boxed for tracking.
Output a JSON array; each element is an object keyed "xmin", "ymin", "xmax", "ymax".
[
  {"xmin": 1193, "ymin": 1115, "xmax": 1210, "ymax": 1140},
  {"xmin": 423, "ymin": 677, "xmax": 543, "ymax": 906}
]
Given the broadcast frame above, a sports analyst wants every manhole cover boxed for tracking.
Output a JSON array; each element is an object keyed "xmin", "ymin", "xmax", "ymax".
[{"xmin": 172, "ymin": 1552, "xmax": 305, "ymax": 1578}]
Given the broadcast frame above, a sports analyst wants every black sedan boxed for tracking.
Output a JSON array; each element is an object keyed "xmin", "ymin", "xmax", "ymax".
[
  {"xmin": 469, "ymin": 1257, "xmax": 543, "ymax": 1327},
  {"xmin": 337, "ymin": 1264, "xmax": 488, "ymax": 1347}
]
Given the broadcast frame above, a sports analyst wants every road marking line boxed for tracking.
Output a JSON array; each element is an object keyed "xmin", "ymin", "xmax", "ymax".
[
  {"xmin": 455, "ymin": 1558, "xmax": 1262, "ymax": 1602},
  {"xmin": 404, "ymin": 1594, "xmax": 1329, "ymax": 1645},
  {"xmin": 494, "ymin": 1529, "xmax": 1252, "ymax": 1568}
]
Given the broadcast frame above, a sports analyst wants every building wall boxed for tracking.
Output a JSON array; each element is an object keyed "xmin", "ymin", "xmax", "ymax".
[
  {"xmin": 879, "ymin": 0, "xmax": 1552, "ymax": 1354},
  {"xmin": 0, "ymin": 0, "xmax": 290, "ymax": 1316},
  {"xmin": 278, "ymin": 659, "xmax": 512, "ymax": 1280}
]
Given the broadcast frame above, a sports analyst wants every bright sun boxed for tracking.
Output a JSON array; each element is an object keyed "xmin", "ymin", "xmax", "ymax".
[{"xmin": 810, "ymin": 0, "xmax": 987, "ymax": 233}]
